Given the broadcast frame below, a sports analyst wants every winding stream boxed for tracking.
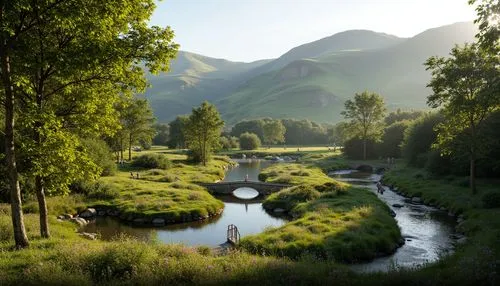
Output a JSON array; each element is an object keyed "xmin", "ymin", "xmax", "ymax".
[
  {"xmin": 330, "ymin": 170, "xmax": 456, "ymax": 272},
  {"xmin": 83, "ymin": 160, "xmax": 457, "ymax": 273}
]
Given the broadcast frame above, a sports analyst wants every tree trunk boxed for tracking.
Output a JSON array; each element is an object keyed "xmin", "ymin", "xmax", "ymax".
[
  {"xmin": 1, "ymin": 49, "xmax": 30, "ymax": 248},
  {"xmin": 35, "ymin": 176, "xmax": 50, "ymax": 238},
  {"xmin": 363, "ymin": 138, "xmax": 367, "ymax": 160},
  {"xmin": 470, "ymin": 153, "xmax": 477, "ymax": 195},
  {"xmin": 34, "ymin": 73, "xmax": 50, "ymax": 238},
  {"xmin": 128, "ymin": 133, "xmax": 132, "ymax": 161}
]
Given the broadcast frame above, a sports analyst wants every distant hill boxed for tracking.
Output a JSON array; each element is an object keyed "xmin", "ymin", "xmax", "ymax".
[{"xmin": 143, "ymin": 22, "xmax": 477, "ymax": 124}]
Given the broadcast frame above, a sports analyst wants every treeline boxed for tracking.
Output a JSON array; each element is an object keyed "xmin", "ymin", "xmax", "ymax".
[
  {"xmin": 160, "ymin": 117, "xmax": 336, "ymax": 151},
  {"xmin": 342, "ymin": 108, "xmax": 500, "ymax": 179}
]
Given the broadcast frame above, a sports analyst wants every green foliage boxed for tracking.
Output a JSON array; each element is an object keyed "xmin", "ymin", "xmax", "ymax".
[
  {"xmin": 80, "ymin": 138, "xmax": 117, "ymax": 176},
  {"xmin": 152, "ymin": 123, "xmax": 169, "ymax": 146},
  {"xmin": 262, "ymin": 120, "xmax": 286, "ymax": 146},
  {"xmin": 263, "ymin": 185, "xmax": 321, "ymax": 212},
  {"xmin": 377, "ymin": 120, "xmax": 411, "ymax": 158},
  {"xmin": 167, "ymin": 115, "xmax": 189, "ymax": 149},
  {"xmin": 239, "ymin": 132, "xmax": 261, "ymax": 150},
  {"xmin": 402, "ymin": 112, "xmax": 444, "ymax": 167},
  {"xmin": 230, "ymin": 119, "xmax": 265, "ymax": 141},
  {"xmin": 425, "ymin": 43, "xmax": 500, "ymax": 193},
  {"xmin": 281, "ymin": 119, "xmax": 329, "ymax": 145},
  {"xmin": 131, "ymin": 154, "xmax": 171, "ymax": 169},
  {"xmin": 469, "ymin": 0, "xmax": 500, "ymax": 52},
  {"xmin": 341, "ymin": 91, "xmax": 386, "ymax": 160},
  {"xmin": 384, "ymin": 109, "xmax": 424, "ymax": 125},
  {"xmin": 482, "ymin": 191, "xmax": 500, "ymax": 208},
  {"xmin": 184, "ymin": 102, "xmax": 224, "ymax": 165}
]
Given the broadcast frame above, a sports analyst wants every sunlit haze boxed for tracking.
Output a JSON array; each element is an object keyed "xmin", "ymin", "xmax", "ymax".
[{"xmin": 151, "ymin": 0, "xmax": 476, "ymax": 62}]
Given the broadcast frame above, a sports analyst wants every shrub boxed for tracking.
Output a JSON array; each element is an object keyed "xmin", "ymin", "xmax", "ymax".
[
  {"xmin": 482, "ymin": 191, "xmax": 500, "ymax": 208},
  {"xmin": 376, "ymin": 121, "xmax": 410, "ymax": 158},
  {"xmin": 132, "ymin": 154, "xmax": 171, "ymax": 169},
  {"xmin": 80, "ymin": 138, "xmax": 117, "ymax": 176},
  {"xmin": 239, "ymin": 132, "xmax": 261, "ymax": 150},
  {"xmin": 401, "ymin": 112, "xmax": 444, "ymax": 166},
  {"xmin": 70, "ymin": 180, "xmax": 120, "ymax": 200}
]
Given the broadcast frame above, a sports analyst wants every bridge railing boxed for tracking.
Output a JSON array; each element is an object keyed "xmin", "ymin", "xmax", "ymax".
[{"xmin": 227, "ymin": 224, "xmax": 240, "ymax": 244}]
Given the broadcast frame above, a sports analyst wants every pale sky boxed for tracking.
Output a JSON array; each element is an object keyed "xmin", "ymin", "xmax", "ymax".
[{"xmin": 150, "ymin": 0, "xmax": 476, "ymax": 62}]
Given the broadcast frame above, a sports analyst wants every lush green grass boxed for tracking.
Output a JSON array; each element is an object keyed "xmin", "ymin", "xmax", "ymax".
[
  {"xmin": 218, "ymin": 146, "xmax": 341, "ymax": 157},
  {"xmin": 241, "ymin": 161, "xmax": 401, "ymax": 263},
  {"xmin": 258, "ymin": 163, "xmax": 348, "ymax": 187}
]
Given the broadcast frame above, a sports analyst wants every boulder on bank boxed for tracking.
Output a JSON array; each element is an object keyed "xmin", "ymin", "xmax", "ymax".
[
  {"xmin": 79, "ymin": 208, "xmax": 97, "ymax": 218},
  {"xmin": 273, "ymin": 208, "xmax": 286, "ymax": 213},
  {"xmin": 70, "ymin": 217, "xmax": 88, "ymax": 227}
]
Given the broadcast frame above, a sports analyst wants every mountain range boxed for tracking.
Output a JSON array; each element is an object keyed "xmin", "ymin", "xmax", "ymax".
[{"xmin": 142, "ymin": 21, "xmax": 477, "ymax": 125}]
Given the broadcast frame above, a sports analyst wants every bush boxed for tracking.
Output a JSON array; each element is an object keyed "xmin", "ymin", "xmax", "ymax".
[
  {"xmin": 376, "ymin": 121, "xmax": 410, "ymax": 158},
  {"xmin": 70, "ymin": 180, "xmax": 120, "ymax": 200},
  {"xmin": 401, "ymin": 112, "xmax": 444, "ymax": 166},
  {"xmin": 80, "ymin": 138, "xmax": 117, "ymax": 176},
  {"xmin": 482, "ymin": 191, "xmax": 500, "ymax": 208},
  {"xmin": 239, "ymin": 132, "xmax": 261, "ymax": 150},
  {"xmin": 131, "ymin": 154, "xmax": 171, "ymax": 169}
]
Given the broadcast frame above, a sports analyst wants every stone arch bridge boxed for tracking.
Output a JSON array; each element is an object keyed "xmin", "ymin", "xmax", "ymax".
[{"xmin": 200, "ymin": 181, "xmax": 291, "ymax": 196}]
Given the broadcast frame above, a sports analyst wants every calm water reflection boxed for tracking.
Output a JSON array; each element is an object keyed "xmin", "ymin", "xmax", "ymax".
[{"xmin": 83, "ymin": 159, "xmax": 286, "ymax": 246}]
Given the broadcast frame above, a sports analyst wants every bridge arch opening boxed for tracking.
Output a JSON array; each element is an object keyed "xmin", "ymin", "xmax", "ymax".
[{"xmin": 232, "ymin": 187, "xmax": 260, "ymax": 200}]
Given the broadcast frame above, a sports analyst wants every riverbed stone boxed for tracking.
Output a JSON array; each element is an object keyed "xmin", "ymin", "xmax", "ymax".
[
  {"xmin": 79, "ymin": 232, "xmax": 97, "ymax": 240},
  {"xmin": 411, "ymin": 197, "xmax": 422, "ymax": 204},
  {"xmin": 97, "ymin": 210, "xmax": 106, "ymax": 216},
  {"xmin": 133, "ymin": 218, "xmax": 148, "ymax": 225},
  {"xmin": 392, "ymin": 203, "xmax": 404, "ymax": 208},
  {"xmin": 273, "ymin": 208, "xmax": 286, "ymax": 213},
  {"xmin": 71, "ymin": 217, "xmax": 88, "ymax": 227},
  {"xmin": 79, "ymin": 208, "xmax": 97, "ymax": 218}
]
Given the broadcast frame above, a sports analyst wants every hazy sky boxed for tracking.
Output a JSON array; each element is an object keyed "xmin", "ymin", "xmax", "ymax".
[{"xmin": 150, "ymin": 0, "xmax": 476, "ymax": 62}]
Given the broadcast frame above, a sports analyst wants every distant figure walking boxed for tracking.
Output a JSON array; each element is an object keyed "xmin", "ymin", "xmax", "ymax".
[
  {"xmin": 136, "ymin": 172, "xmax": 140, "ymax": 179},
  {"xmin": 244, "ymin": 174, "xmax": 249, "ymax": 182},
  {"xmin": 130, "ymin": 172, "xmax": 134, "ymax": 179},
  {"xmin": 376, "ymin": 182, "xmax": 384, "ymax": 194}
]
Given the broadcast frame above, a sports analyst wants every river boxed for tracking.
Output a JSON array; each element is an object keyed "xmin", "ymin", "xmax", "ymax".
[
  {"xmin": 82, "ymin": 159, "xmax": 287, "ymax": 246},
  {"xmin": 330, "ymin": 170, "xmax": 456, "ymax": 272}
]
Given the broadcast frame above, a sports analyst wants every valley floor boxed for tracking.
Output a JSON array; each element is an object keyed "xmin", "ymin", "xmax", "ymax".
[{"xmin": 0, "ymin": 148, "xmax": 499, "ymax": 285}]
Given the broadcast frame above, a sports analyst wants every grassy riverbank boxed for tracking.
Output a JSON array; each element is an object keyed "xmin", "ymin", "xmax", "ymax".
[
  {"xmin": 241, "ymin": 161, "xmax": 402, "ymax": 263},
  {"xmin": 21, "ymin": 150, "xmax": 233, "ymax": 225}
]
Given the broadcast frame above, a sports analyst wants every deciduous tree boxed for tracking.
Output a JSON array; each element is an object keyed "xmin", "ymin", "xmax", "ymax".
[
  {"xmin": 425, "ymin": 43, "xmax": 499, "ymax": 194},
  {"xmin": 341, "ymin": 91, "xmax": 386, "ymax": 160},
  {"xmin": 0, "ymin": 0, "xmax": 178, "ymax": 246},
  {"xmin": 184, "ymin": 102, "xmax": 224, "ymax": 165},
  {"xmin": 262, "ymin": 120, "xmax": 286, "ymax": 147}
]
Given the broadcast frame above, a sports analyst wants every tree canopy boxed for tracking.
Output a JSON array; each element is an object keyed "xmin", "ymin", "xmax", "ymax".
[
  {"xmin": 184, "ymin": 102, "xmax": 224, "ymax": 165},
  {"xmin": 0, "ymin": 0, "xmax": 178, "ymax": 247},
  {"xmin": 425, "ymin": 43, "xmax": 500, "ymax": 194},
  {"xmin": 341, "ymin": 91, "xmax": 386, "ymax": 160}
]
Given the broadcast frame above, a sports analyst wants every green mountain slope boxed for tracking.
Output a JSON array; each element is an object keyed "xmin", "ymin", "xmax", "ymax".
[
  {"xmin": 216, "ymin": 22, "xmax": 477, "ymax": 124},
  {"xmin": 143, "ymin": 51, "xmax": 272, "ymax": 121}
]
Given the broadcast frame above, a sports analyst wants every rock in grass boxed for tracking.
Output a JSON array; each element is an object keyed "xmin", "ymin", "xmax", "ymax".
[
  {"xmin": 79, "ymin": 208, "xmax": 97, "ymax": 218},
  {"xmin": 79, "ymin": 232, "xmax": 97, "ymax": 240}
]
